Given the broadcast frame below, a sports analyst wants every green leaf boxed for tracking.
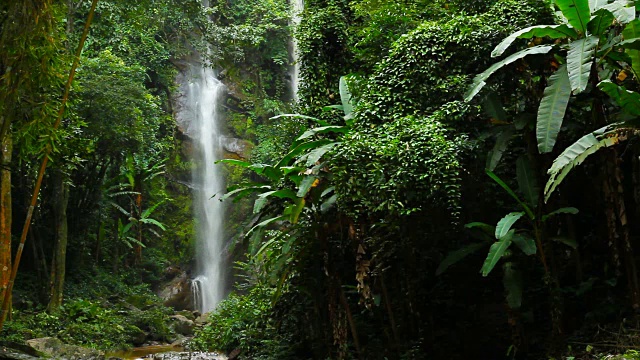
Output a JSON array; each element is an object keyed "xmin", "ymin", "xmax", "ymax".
[
  {"xmin": 482, "ymin": 92, "xmax": 508, "ymax": 121},
  {"xmin": 622, "ymin": 19, "xmax": 640, "ymax": 76},
  {"xmin": 486, "ymin": 169, "xmax": 535, "ymax": 220},
  {"xmin": 567, "ymin": 36, "xmax": 598, "ymax": 93},
  {"xmin": 339, "ymin": 76, "xmax": 355, "ymax": 119},
  {"xmin": 253, "ymin": 196, "xmax": 269, "ymax": 214},
  {"xmin": 544, "ymin": 126, "xmax": 620, "ymax": 201},
  {"xmin": 537, "ymin": 64, "xmax": 571, "ymax": 153},
  {"xmin": 297, "ymin": 176, "xmax": 317, "ymax": 197},
  {"xmin": 276, "ymin": 139, "xmax": 333, "ymax": 168},
  {"xmin": 542, "ymin": 207, "xmax": 579, "ymax": 221},
  {"xmin": 589, "ymin": 0, "xmax": 607, "ymax": 11},
  {"xmin": 495, "ymin": 212, "xmax": 525, "ymax": 239},
  {"xmin": 301, "ymin": 142, "xmax": 339, "ymax": 167},
  {"xmin": 465, "ymin": 45, "xmax": 554, "ymax": 101},
  {"xmin": 601, "ymin": 0, "xmax": 635, "ymax": 24},
  {"xmin": 512, "ymin": 233, "xmax": 537, "ymax": 255},
  {"xmin": 139, "ymin": 218, "xmax": 166, "ymax": 231},
  {"xmin": 619, "ymin": 37, "xmax": 640, "ymax": 49},
  {"xmin": 220, "ymin": 184, "xmax": 271, "ymax": 202},
  {"xmin": 598, "ymin": 80, "xmax": 640, "ymax": 115},
  {"xmin": 503, "ymin": 262, "xmax": 523, "ymax": 309},
  {"xmin": 482, "ymin": 230, "xmax": 514, "ymax": 276},
  {"xmin": 289, "ymin": 197, "xmax": 305, "ymax": 223},
  {"xmin": 492, "ymin": 24, "xmax": 577, "ymax": 58},
  {"xmin": 320, "ymin": 193, "xmax": 337, "ymax": 213},
  {"xmin": 270, "ymin": 113, "xmax": 329, "ymax": 126},
  {"xmin": 587, "ymin": 9, "xmax": 615, "ymax": 36},
  {"xmin": 246, "ymin": 215, "xmax": 287, "ymax": 237},
  {"xmin": 551, "ymin": 236, "xmax": 579, "ymax": 249},
  {"xmin": 486, "ymin": 126, "xmax": 514, "ymax": 171},
  {"xmin": 436, "ymin": 242, "xmax": 488, "ymax": 276},
  {"xmin": 465, "ymin": 222, "xmax": 496, "ymax": 235},
  {"xmin": 516, "ymin": 156, "xmax": 539, "ymax": 207},
  {"xmin": 556, "ymin": 0, "xmax": 591, "ymax": 34},
  {"xmin": 295, "ymin": 126, "xmax": 349, "ymax": 143}
]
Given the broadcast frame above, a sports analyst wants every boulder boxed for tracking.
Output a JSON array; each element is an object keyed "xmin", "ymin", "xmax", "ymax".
[
  {"xmin": 158, "ymin": 270, "xmax": 194, "ymax": 311},
  {"xmin": 169, "ymin": 315, "xmax": 195, "ymax": 336},
  {"xmin": 25, "ymin": 337, "xmax": 104, "ymax": 360},
  {"xmin": 221, "ymin": 138, "xmax": 253, "ymax": 160},
  {"xmin": 194, "ymin": 313, "xmax": 210, "ymax": 326},
  {"xmin": 0, "ymin": 343, "xmax": 41, "ymax": 360}
]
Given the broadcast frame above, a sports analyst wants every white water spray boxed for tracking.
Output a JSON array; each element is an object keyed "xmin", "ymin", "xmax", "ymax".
[
  {"xmin": 289, "ymin": 0, "xmax": 304, "ymax": 99},
  {"xmin": 184, "ymin": 62, "xmax": 226, "ymax": 314}
]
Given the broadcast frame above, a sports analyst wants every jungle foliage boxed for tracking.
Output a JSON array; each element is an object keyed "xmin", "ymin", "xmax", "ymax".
[
  {"xmin": 6, "ymin": 0, "xmax": 640, "ymax": 359},
  {"xmin": 194, "ymin": 0, "xmax": 640, "ymax": 359}
]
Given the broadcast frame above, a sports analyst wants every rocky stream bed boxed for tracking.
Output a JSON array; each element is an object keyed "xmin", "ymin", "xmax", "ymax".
[{"xmin": 1, "ymin": 338, "xmax": 228, "ymax": 360}]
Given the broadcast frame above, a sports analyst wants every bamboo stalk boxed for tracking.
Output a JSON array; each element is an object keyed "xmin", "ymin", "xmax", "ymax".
[{"xmin": 0, "ymin": 0, "xmax": 99, "ymax": 330}]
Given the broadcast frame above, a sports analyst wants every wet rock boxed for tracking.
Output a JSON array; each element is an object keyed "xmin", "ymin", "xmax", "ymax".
[
  {"xmin": 25, "ymin": 337, "xmax": 104, "ymax": 359},
  {"xmin": 132, "ymin": 328, "xmax": 149, "ymax": 347},
  {"xmin": 0, "ymin": 342, "xmax": 42, "ymax": 360},
  {"xmin": 169, "ymin": 315, "xmax": 195, "ymax": 336},
  {"xmin": 158, "ymin": 270, "xmax": 194, "ymax": 311},
  {"xmin": 150, "ymin": 351, "xmax": 227, "ymax": 360},
  {"xmin": 175, "ymin": 310, "xmax": 195, "ymax": 321},
  {"xmin": 221, "ymin": 138, "xmax": 253, "ymax": 160},
  {"xmin": 194, "ymin": 313, "xmax": 210, "ymax": 326}
]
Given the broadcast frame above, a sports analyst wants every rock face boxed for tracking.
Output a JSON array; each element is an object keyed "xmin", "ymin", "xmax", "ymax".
[
  {"xmin": 158, "ymin": 270, "xmax": 194, "ymax": 311},
  {"xmin": 168, "ymin": 315, "xmax": 195, "ymax": 336},
  {"xmin": 221, "ymin": 138, "xmax": 253, "ymax": 160},
  {"xmin": 25, "ymin": 337, "xmax": 104, "ymax": 360},
  {"xmin": 0, "ymin": 344, "xmax": 41, "ymax": 360}
]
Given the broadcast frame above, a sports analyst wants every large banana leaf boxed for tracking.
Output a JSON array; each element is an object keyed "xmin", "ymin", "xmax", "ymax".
[
  {"xmin": 486, "ymin": 169, "xmax": 535, "ymax": 219},
  {"xmin": 482, "ymin": 92, "xmax": 508, "ymax": 121},
  {"xmin": 541, "ymin": 207, "xmax": 579, "ymax": 221},
  {"xmin": 503, "ymin": 262, "xmax": 523, "ymax": 309},
  {"xmin": 465, "ymin": 45, "xmax": 554, "ymax": 102},
  {"xmin": 495, "ymin": 212, "xmax": 525, "ymax": 239},
  {"xmin": 567, "ymin": 36, "xmax": 599, "ymax": 93},
  {"xmin": 486, "ymin": 126, "xmax": 514, "ymax": 171},
  {"xmin": 481, "ymin": 230, "xmax": 514, "ymax": 276},
  {"xmin": 587, "ymin": 9, "xmax": 615, "ymax": 36},
  {"xmin": 339, "ymin": 76, "xmax": 355, "ymax": 121},
  {"xmin": 597, "ymin": 80, "xmax": 640, "ymax": 115},
  {"xmin": 512, "ymin": 233, "xmax": 537, "ymax": 255},
  {"xmin": 436, "ymin": 242, "xmax": 488, "ymax": 276},
  {"xmin": 516, "ymin": 156, "xmax": 539, "ymax": 207},
  {"xmin": 544, "ymin": 128, "xmax": 620, "ymax": 201},
  {"xmin": 556, "ymin": 0, "xmax": 591, "ymax": 34},
  {"xmin": 601, "ymin": 0, "xmax": 635, "ymax": 24},
  {"xmin": 491, "ymin": 24, "xmax": 577, "ymax": 58},
  {"xmin": 537, "ymin": 64, "xmax": 571, "ymax": 153},
  {"xmin": 623, "ymin": 19, "xmax": 640, "ymax": 76}
]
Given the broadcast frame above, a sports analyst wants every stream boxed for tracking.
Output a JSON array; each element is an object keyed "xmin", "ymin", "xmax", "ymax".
[{"xmin": 107, "ymin": 344, "xmax": 227, "ymax": 360}]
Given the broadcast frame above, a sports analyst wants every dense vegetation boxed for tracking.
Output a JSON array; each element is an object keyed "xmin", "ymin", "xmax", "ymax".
[{"xmin": 5, "ymin": 0, "xmax": 640, "ymax": 359}]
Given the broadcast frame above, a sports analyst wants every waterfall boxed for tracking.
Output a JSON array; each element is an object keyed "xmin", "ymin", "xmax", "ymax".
[
  {"xmin": 289, "ymin": 0, "xmax": 304, "ymax": 99},
  {"xmin": 184, "ymin": 62, "xmax": 226, "ymax": 314}
]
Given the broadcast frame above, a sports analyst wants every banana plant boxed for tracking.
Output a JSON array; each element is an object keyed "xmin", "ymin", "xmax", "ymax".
[
  {"xmin": 220, "ymin": 77, "xmax": 355, "ymax": 252},
  {"xmin": 465, "ymin": 0, "xmax": 636, "ymax": 155},
  {"xmin": 218, "ymin": 76, "xmax": 357, "ymax": 300},
  {"xmin": 544, "ymin": 79, "xmax": 640, "ymax": 201},
  {"xmin": 437, "ymin": 158, "xmax": 578, "ymax": 309}
]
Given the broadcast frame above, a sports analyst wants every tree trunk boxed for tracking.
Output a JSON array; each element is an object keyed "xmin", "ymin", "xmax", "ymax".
[
  {"xmin": 47, "ymin": 170, "xmax": 69, "ymax": 312},
  {"xmin": 0, "ymin": 134, "xmax": 11, "ymax": 308}
]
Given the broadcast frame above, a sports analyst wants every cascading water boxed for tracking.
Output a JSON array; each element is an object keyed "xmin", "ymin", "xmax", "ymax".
[
  {"xmin": 184, "ymin": 62, "xmax": 226, "ymax": 314},
  {"xmin": 289, "ymin": 0, "xmax": 304, "ymax": 99}
]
